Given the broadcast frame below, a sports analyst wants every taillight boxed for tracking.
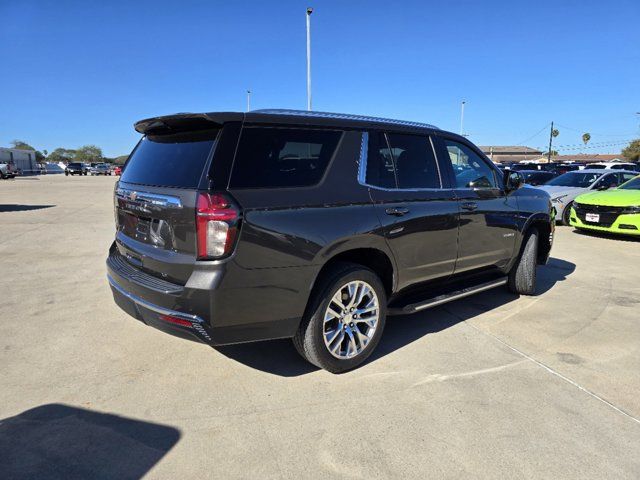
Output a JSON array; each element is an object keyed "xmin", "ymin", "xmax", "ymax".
[{"xmin": 196, "ymin": 193, "xmax": 239, "ymax": 259}]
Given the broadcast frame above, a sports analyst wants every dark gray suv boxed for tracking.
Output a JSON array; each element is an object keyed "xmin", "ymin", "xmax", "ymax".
[{"xmin": 107, "ymin": 109, "xmax": 554, "ymax": 372}]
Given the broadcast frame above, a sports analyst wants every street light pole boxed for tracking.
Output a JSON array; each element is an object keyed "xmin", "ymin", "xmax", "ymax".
[
  {"xmin": 306, "ymin": 7, "xmax": 313, "ymax": 111},
  {"xmin": 547, "ymin": 121, "xmax": 554, "ymax": 163},
  {"xmin": 460, "ymin": 100, "xmax": 466, "ymax": 136},
  {"xmin": 246, "ymin": 90, "xmax": 251, "ymax": 112}
]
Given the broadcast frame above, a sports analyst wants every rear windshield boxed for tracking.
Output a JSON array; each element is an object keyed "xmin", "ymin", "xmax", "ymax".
[
  {"xmin": 121, "ymin": 130, "xmax": 217, "ymax": 188},
  {"xmin": 230, "ymin": 127, "xmax": 342, "ymax": 189}
]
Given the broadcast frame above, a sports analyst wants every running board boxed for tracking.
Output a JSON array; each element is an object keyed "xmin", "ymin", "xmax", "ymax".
[{"xmin": 387, "ymin": 277, "xmax": 508, "ymax": 315}]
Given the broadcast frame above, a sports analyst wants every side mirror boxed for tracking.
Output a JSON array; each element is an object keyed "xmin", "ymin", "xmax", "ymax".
[
  {"xmin": 504, "ymin": 171, "xmax": 524, "ymax": 192},
  {"xmin": 468, "ymin": 176, "xmax": 493, "ymax": 189}
]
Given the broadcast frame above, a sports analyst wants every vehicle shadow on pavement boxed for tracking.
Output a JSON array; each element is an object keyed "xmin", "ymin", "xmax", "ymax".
[
  {"xmin": 215, "ymin": 257, "xmax": 575, "ymax": 377},
  {"xmin": 0, "ymin": 204, "xmax": 55, "ymax": 212},
  {"xmin": 372, "ymin": 257, "xmax": 576, "ymax": 364},
  {"xmin": 0, "ymin": 404, "xmax": 180, "ymax": 480},
  {"xmin": 215, "ymin": 339, "xmax": 320, "ymax": 376}
]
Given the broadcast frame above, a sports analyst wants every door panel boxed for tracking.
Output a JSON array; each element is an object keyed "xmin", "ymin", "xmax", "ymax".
[
  {"xmin": 436, "ymin": 136, "xmax": 518, "ymax": 273},
  {"xmin": 369, "ymin": 189, "xmax": 459, "ymax": 289},
  {"xmin": 453, "ymin": 188, "xmax": 518, "ymax": 272},
  {"xmin": 363, "ymin": 131, "xmax": 459, "ymax": 290}
]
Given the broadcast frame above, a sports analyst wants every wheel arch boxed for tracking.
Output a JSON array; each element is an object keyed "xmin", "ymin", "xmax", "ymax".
[
  {"xmin": 520, "ymin": 213, "xmax": 553, "ymax": 265},
  {"xmin": 308, "ymin": 247, "xmax": 397, "ymax": 300}
]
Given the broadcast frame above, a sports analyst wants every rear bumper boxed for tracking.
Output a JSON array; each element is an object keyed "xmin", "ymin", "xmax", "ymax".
[
  {"xmin": 106, "ymin": 243, "xmax": 309, "ymax": 345},
  {"xmin": 569, "ymin": 208, "xmax": 640, "ymax": 235},
  {"xmin": 108, "ymin": 275, "xmax": 214, "ymax": 343}
]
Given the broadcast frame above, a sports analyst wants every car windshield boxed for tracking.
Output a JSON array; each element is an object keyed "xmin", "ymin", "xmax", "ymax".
[
  {"xmin": 69, "ymin": 163, "xmax": 82, "ymax": 168},
  {"xmin": 619, "ymin": 176, "xmax": 640, "ymax": 190},
  {"xmin": 546, "ymin": 171, "xmax": 601, "ymax": 188}
]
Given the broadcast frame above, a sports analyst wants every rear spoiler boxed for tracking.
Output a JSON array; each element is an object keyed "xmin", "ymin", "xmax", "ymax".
[{"xmin": 134, "ymin": 112, "xmax": 245, "ymax": 135}]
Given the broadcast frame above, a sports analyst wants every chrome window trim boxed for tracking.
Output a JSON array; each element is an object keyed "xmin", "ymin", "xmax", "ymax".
[
  {"xmin": 357, "ymin": 131, "xmax": 445, "ymax": 192},
  {"xmin": 115, "ymin": 187, "xmax": 183, "ymax": 209}
]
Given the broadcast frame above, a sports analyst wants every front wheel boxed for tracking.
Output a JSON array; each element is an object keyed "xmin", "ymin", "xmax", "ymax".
[
  {"xmin": 562, "ymin": 202, "xmax": 573, "ymax": 225},
  {"xmin": 293, "ymin": 263, "xmax": 387, "ymax": 373},
  {"xmin": 508, "ymin": 228, "xmax": 538, "ymax": 295}
]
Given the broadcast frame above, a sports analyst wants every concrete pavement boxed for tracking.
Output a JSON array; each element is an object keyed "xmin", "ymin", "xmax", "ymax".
[{"xmin": 1, "ymin": 175, "xmax": 639, "ymax": 479}]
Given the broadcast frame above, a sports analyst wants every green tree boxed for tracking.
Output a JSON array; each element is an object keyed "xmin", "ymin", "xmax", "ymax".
[
  {"xmin": 543, "ymin": 150, "xmax": 558, "ymax": 157},
  {"xmin": 74, "ymin": 145, "xmax": 103, "ymax": 163},
  {"xmin": 10, "ymin": 140, "xmax": 35, "ymax": 151},
  {"xmin": 622, "ymin": 139, "xmax": 640, "ymax": 162},
  {"xmin": 48, "ymin": 148, "xmax": 76, "ymax": 164},
  {"xmin": 552, "ymin": 129, "xmax": 559, "ymax": 138},
  {"xmin": 582, "ymin": 133, "xmax": 591, "ymax": 146}
]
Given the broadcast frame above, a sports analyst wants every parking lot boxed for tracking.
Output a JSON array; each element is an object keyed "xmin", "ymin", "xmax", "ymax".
[{"xmin": 1, "ymin": 174, "xmax": 639, "ymax": 479}]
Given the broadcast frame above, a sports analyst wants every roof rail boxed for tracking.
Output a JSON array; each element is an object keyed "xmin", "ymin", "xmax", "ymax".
[{"xmin": 252, "ymin": 109, "xmax": 439, "ymax": 130}]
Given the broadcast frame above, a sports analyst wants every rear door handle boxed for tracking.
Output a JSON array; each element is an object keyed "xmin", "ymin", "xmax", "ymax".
[
  {"xmin": 385, "ymin": 207, "xmax": 409, "ymax": 217},
  {"xmin": 461, "ymin": 202, "xmax": 478, "ymax": 211}
]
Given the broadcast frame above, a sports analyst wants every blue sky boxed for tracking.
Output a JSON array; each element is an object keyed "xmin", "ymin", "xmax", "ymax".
[{"xmin": 1, "ymin": 0, "xmax": 639, "ymax": 157}]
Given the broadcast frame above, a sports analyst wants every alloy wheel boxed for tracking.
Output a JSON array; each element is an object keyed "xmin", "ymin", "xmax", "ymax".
[{"xmin": 323, "ymin": 280, "xmax": 380, "ymax": 359}]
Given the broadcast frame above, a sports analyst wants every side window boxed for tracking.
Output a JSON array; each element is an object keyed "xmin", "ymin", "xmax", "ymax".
[
  {"xmin": 230, "ymin": 127, "xmax": 342, "ymax": 188},
  {"xmin": 365, "ymin": 132, "xmax": 396, "ymax": 189},
  {"xmin": 443, "ymin": 139, "xmax": 497, "ymax": 189},
  {"xmin": 595, "ymin": 173, "xmax": 618, "ymax": 189},
  {"xmin": 386, "ymin": 133, "xmax": 440, "ymax": 189},
  {"xmin": 621, "ymin": 172, "xmax": 637, "ymax": 184}
]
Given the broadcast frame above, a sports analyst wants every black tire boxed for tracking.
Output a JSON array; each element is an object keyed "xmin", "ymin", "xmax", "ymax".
[
  {"xmin": 0, "ymin": 171, "xmax": 5, "ymax": 180},
  {"xmin": 562, "ymin": 202, "xmax": 573, "ymax": 225},
  {"xmin": 508, "ymin": 228, "xmax": 538, "ymax": 295},
  {"xmin": 65, "ymin": 171, "xmax": 69, "ymax": 176},
  {"xmin": 83, "ymin": 171, "xmax": 87, "ymax": 176},
  {"xmin": 293, "ymin": 262, "xmax": 387, "ymax": 373}
]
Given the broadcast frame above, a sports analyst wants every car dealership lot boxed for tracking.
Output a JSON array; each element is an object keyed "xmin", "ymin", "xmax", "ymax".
[{"xmin": 1, "ymin": 175, "xmax": 639, "ymax": 479}]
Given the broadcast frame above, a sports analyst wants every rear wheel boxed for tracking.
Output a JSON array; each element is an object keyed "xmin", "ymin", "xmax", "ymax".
[
  {"xmin": 562, "ymin": 202, "xmax": 573, "ymax": 225},
  {"xmin": 293, "ymin": 263, "xmax": 387, "ymax": 373},
  {"xmin": 508, "ymin": 228, "xmax": 538, "ymax": 295}
]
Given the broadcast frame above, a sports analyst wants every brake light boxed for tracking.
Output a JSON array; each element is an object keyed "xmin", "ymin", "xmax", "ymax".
[{"xmin": 196, "ymin": 193, "xmax": 239, "ymax": 259}]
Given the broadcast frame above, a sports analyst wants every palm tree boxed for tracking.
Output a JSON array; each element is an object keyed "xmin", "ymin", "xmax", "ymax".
[{"xmin": 582, "ymin": 133, "xmax": 591, "ymax": 154}]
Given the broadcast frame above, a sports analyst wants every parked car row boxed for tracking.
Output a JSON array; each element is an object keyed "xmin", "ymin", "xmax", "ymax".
[
  {"xmin": 64, "ymin": 162, "xmax": 123, "ymax": 176},
  {"xmin": 537, "ymin": 170, "xmax": 638, "ymax": 225}
]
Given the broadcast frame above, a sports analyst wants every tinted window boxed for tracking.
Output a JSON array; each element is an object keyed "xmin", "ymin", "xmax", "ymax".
[
  {"xmin": 620, "ymin": 172, "xmax": 637, "ymax": 184},
  {"xmin": 387, "ymin": 133, "xmax": 439, "ymax": 189},
  {"xmin": 546, "ymin": 171, "xmax": 600, "ymax": 188},
  {"xmin": 230, "ymin": 127, "xmax": 341, "ymax": 188},
  {"xmin": 443, "ymin": 139, "xmax": 497, "ymax": 188},
  {"xmin": 593, "ymin": 173, "xmax": 619, "ymax": 189},
  {"xmin": 365, "ymin": 132, "xmax": 396, "ymax": 188},
  {"xmin": 121, "ymin": 130, "xmax": 217, "ymax": 188},
  {"xmin": 620, "ymin": 176, "xmax": 640, "ymax": 190}
]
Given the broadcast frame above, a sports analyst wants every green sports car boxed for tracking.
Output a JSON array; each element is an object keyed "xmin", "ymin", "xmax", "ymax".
[{"xmin": 570, "ymin": 175, "xmax": 640, "ymax": 235}]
